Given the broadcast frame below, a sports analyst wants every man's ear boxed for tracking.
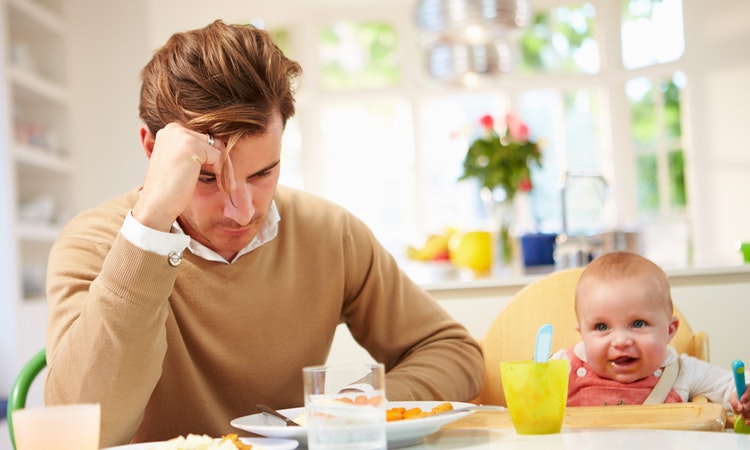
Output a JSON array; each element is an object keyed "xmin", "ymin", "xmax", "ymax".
[{"xmin": 140, "ymin": 124, "xmax": 155, "ymax": 158}]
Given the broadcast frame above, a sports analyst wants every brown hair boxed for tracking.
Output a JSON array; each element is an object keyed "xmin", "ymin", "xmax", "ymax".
[
  {"xmin": 139, "ymin": 19, "xmax": 302, "ymax": 146},
  {"xmin": 575, "ymin": 251, "xmax": 673, "ymax": 315}
]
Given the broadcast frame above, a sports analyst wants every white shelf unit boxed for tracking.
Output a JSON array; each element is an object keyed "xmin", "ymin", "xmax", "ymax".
[
  {"xmin": 1, "ymin": 0, "xmax": 70, "ymax": 393},
  {"xmin": 3, "ymin": 0, "xmax": 71, "ymax": 302}
]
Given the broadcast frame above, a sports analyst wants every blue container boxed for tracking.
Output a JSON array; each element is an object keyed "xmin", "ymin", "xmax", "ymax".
[{"xmin": 520, "ymin": 233, "xmax": 558, "ymax": 266}]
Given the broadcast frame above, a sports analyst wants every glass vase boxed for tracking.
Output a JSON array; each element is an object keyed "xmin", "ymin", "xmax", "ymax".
[{"xmin": 480, "ymin": 187, "xmax": 515, "ymax": 266}]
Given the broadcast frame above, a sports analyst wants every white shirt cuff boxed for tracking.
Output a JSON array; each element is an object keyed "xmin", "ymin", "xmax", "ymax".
[{"xmin": 121, "ymin": 210, "xmax": 190, "ymax": 256}]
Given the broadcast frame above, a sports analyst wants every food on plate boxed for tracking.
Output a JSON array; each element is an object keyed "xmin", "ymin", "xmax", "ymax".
[
  {"xmin": 386, "ymin": 402, "xmax": 454, "ymax": 422},
  {"xmin": 336, "ymin": 394, "xmax": 384, "ymax": 406},
  {"xmin": 149, "ymin": 433, "xmax": 251, "ymax": 450},
  {"xmin": 295, "ymin": 402, "xmax": 455, "ymax": 424}
]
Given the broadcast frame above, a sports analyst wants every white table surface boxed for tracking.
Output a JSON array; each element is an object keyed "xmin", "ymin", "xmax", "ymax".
[{"xmin": 408, "ymin": 427, "xmax": 750, "ymax": 449}]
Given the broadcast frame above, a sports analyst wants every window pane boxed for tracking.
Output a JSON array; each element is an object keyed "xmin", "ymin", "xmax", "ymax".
[
  {"xmin": 519, "ymin": 3, "xmax": 599, "ymax": 74},
  {"xmin": 517, "ymin": 88, "xmax": 604, "ymax": 234},
  {"xmin": 269, "ymin": 28, "xmax": 293, "ymax": 58},
  {"xmin": 668, "ymin": 149, "xmax": 687, "ymax": 207},
  {"xmin": 518, "ymin": 90, "xmax": 562, "ymax": 232},
  {"xmin": 636, "ymin": 153, "xmax": 659, "ymax": 210},
  {"xmin": 627, "ymin": 73, "xmax": 687, "ymax": 213},
  {"xmin": 621, "ymin": 0, "xmax": 685, "ymax": 69},
  {"xmin": 563, "ymin": 89, "xmax": 602, "ymax": 171},
  {"xmin": 318, "ymin": 99, "xmax": 414, "ymax": 251},
  {"xmin": 319, "ymin": 21, "xmax": 400, "ymax": 91},
  {"xmin": 627, "ymin": 77, "xmax": 657, "ymax": 148},
  {"xmin": 279, "ymin": 117, "xmax": 304, "ymax": 190},
  {"xmin": 417, "ymin": 93, "xmax": 510, "ymax": 233},
  {"xmin": 662, "ymin": 74, "xmax": 685, "ymax": 141}
]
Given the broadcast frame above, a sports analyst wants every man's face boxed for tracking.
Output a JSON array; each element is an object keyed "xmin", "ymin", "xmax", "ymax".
[
  {"xmin": 576, "ymin": 277, "xmax": 678, "ymax": 384},
  {"xmin": 178, "ymin": 114, "xmax": 283, "ymax": 261}
]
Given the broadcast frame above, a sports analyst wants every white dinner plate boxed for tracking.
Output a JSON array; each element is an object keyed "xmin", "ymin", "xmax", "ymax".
[
  {"xmin": 103, "ymin": 437, "xmax": 298, "ymax": 450},
  {"xmin": 231, "ymin": 401, "xmax": 476, "ymax": 449}
]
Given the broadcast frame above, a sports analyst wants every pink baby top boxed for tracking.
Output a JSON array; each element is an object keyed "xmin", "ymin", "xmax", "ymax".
[{"xmin": 565, "ymin": 347, "xmax": 682, "ymax": 406}]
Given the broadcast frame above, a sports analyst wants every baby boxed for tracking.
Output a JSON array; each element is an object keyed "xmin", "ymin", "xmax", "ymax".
[{"xmin": 551, "ymin": 251, "xmax": 750, "ymax": 423}]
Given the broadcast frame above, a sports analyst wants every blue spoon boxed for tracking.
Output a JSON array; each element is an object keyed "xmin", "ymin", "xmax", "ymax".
[{"xmin": 534, "ymin": 323, "xmax": 554, "ymax": 363}]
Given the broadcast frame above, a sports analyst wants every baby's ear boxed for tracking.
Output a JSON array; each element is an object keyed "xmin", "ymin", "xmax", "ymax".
[{"xmin": 668, "ymin": 315, "xmax": 680, "ymax": 339}]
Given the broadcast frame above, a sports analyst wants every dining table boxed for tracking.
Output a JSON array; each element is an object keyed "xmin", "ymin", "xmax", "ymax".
[
  {"xmin": 402, "ymin": 403, "xmax": 750, "ymax": 449},
  {"xmin": 227, "ymin": 401, "xmax": 747, "ymax": 450},
  {"xmin": 409, "ymin": 427, "xmax": 750, "ymax": 449}
]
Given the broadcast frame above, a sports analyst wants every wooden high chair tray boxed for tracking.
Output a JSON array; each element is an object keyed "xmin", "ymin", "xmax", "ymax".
[{"xmin": 445, "ymin": 402, "xmax": 727, "ymax": 432}]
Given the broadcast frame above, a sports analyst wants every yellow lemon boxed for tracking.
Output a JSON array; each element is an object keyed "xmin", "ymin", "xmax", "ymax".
[{"xmin": 449, "ymin": 231, "xmax": 493, "ymax": 272}]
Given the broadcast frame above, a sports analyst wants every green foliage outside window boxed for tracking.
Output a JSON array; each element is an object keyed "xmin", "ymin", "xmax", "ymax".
[
  {"xmin": 519, "ymin": 4, "xmax": 598, "ymax": 74},
  {"xmin": 636, "ymin": 153, "xmax": 659, "ymax": 211},
  {"xmin": 629, "ymin": 80, "xmax": 657, "ymax": 147},
  {"xmin": 269, "ymin": 28, "xmax": 292, "ymax": 58},
  {"xmin": 319, "ymin": 21, "xmax": 399, "ymax": 91},
  {"xmin": 662, "ymin": 78, "xmax": 682, "ymax": 141},
  {"xmin": 629, "ymin": 75, "xmax": 687, "ymax": 213},
  {"xmin": 669, "ymin": 149, "xmax": 686, "ymax": 207}
]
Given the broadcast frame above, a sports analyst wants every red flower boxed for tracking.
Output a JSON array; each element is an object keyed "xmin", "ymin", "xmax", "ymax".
[
  {"xmin": 459, "ymin": 112, "xmax": 543, "ymax": 201},
  {"xmin": 505, "ymin": 113, "xmax": 530, "ymax": 142},
  {"xmin": 479, "ymin": 114, "xmax": 494, "ymax": 131}
]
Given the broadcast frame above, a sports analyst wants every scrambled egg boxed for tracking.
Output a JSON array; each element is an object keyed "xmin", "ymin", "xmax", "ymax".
[{"xmin": 150, "ymin": 434, "xmax": 250, "ymax": 450}]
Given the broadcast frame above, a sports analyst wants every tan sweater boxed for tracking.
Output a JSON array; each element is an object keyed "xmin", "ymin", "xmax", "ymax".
[{"xmin": 44, "ymin": 185, "xmax": 483, "ymax": 447}]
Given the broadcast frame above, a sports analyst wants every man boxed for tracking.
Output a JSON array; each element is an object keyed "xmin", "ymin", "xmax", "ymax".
[{"xmin": 44, "ymin": 20, "xmax": 483, "ymax": 447}]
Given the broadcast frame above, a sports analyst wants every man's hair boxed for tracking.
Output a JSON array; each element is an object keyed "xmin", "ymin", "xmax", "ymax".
[{"xmin": 139, "ymin": 20, "xmax": 302, "ymax": 143}]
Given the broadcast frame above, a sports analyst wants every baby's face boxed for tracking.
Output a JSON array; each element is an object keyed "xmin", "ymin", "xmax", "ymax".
[{"xmin": 576, "ymin": 277, "xmax": 678, "ymax": 384}]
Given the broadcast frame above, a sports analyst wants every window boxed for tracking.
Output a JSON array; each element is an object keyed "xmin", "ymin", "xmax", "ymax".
[
  {"xmin": 621, "ymin": 0, "xmax": 685, "ymax": 69},
  {"xmin": 319, "ymin": 21, "xmax": 400, "ymax": 91},
  {"xmin": 627, "ymin": 73, "xmax": 688, "ymax": 215},
  {"xmin": 519, "ymin": 2, "xmax": 599, "ymax": 74},
  {"xmin": 265, "ymin": 0, "xmax": 692, "ymax": 265}
]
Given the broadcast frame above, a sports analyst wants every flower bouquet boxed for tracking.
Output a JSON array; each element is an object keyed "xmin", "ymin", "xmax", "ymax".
[{"xmin": 458, "ymin": 113, "xmax": 542, "ymax": 263}]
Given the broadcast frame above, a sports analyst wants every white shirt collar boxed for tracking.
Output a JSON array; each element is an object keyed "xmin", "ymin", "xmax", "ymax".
[{"xmin": 172, "ymin": 200, "xmax": 280, "ymax": 264}]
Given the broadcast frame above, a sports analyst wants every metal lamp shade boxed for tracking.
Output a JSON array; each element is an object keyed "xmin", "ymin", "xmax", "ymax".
[
  {"xmin": 414, "ymin": 0, "xmax": 531, "ymax": 82},
  {"xmin": 426, "ymin": 40, "xmax": 512, "ymax": 81},
  {"xmin": 414, "ymin": 0, "xmax": 532, "ymax": 40}
]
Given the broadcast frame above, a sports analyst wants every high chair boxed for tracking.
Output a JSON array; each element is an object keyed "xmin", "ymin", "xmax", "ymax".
[{"xmin": 476, "ymin": 268, "xmax": 710, "ymax": 406}]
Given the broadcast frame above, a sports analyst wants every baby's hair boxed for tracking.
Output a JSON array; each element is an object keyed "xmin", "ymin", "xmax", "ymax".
[{"xmin": 575, "ymin": 251, "xmax": 673, "ymax": 315}]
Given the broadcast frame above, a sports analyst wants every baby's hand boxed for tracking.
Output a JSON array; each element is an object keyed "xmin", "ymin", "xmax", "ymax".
[
  {"xmin": 732, "ymin": 384, "xmax": 750, "ymax": 421},
  {"xmin": 742, "ymin": 385, "xmax": 750, "ymax": 412},
  {"xmin": 734, "ymin": 384, "xmax": 750, "ymax": 433}
]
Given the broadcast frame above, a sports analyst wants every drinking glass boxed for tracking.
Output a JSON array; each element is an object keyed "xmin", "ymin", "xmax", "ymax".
[
  {"xmin": 303, "ymin": 363, "xmax": 386, "ymax": 450},
  {"xmin": 12, "ymin": 403, "xmax": 101, "ymax": 450}
]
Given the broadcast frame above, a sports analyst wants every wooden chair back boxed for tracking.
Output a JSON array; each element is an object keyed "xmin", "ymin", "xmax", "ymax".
[{"xmin": 477, "ymin": 268, "xmax": 709, "ymax": 406}]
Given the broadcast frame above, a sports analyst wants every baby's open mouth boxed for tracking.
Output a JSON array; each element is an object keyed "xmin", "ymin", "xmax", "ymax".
[{"xmin": 611, "ymin": 356, "xmax": 637, "ymax": 366}]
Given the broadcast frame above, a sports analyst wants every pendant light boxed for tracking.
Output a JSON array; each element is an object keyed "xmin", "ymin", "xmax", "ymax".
[{"xmin": 414, "ymin": 0, "xmax": 532, "ymax": 83}]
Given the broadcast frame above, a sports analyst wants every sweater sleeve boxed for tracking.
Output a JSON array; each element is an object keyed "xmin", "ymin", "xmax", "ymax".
[
  {"xmin": 339, "ymin": 215, "xmax": 484, "ymax": 402},
  {"xmin": 45, "ymin": 229, "xmax": 178, "ymax": 447}
]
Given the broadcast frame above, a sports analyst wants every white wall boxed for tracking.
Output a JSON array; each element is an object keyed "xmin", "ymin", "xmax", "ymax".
[
  {"xmin": 67, "ymin": 0, "xmax": 149, "ymax": 212},
  {"xmin": 681, "ymin": 0, "xmax": 750, "ymax": 265}
]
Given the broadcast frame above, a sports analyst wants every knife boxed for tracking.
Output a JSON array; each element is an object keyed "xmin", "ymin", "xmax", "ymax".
[{"xmin": 256, "ymin": 403, "xmax": 302, "ymax": 426}]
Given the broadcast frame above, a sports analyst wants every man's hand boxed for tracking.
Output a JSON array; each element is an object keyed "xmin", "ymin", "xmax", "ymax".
[{"xmin": 132, "ymin": 123, "xmax": 231, "ymax": 232}]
